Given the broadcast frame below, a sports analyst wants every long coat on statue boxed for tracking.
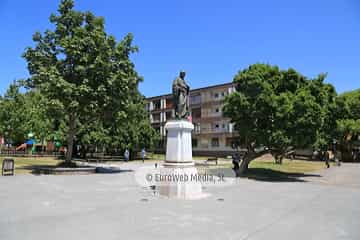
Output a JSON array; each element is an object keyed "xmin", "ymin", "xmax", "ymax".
[{"xmin": 172, "ymin": 76, "xmax": 190, "ymax": 119}]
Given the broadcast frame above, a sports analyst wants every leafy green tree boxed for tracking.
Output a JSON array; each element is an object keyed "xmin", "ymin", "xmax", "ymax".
[
  {"xmin": 335, "ymin": 89, "xmax": 360, "ymax": 160},
  {"xmin": 0, "ymin": 82, "xmax": 52, "ymax": 147},
  {"xmin": 23, "ymin": 0, "xmax": 151, "ymax": 162},
  {"xmin": 111, "ymin": 96, "xmax": 159, "ymax": 157},
  {"xmin": 0, "ymin": 82, "xmax": 28, "ymax": 145},
  {"xmin": 300, "ymin": 76, "xmax": 336, "ymax": 152},
  {"xmin": 224, "ymin": 64, "xmax": 336, "ymax": 174}
]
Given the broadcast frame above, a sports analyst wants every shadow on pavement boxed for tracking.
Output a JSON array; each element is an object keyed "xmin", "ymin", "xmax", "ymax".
[
  {"xmin": 244, "ymin": 168, "xmax": 322, "ymax": 182},
  {"xmin": 16, "ymin": 165, "xmax": 56, "ymax": 175},
  {"xmin": 208, "ymin": 167, "xmax": 322, "ymax": 182},
  {"xmin": 16, "ymin": 165, "xmax": 133, "ymax": 175},
  {"xmin": 95, "ymin": 167, "xmax": 133, "ymax": 174}
]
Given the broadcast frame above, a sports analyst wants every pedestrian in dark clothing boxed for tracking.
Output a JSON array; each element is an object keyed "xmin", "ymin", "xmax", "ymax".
[
  {"xmin": 232, "ymin": 153, "xmax": 240, "ymax": 177},
  {"xmin": 324, "ymin": 151, "xmax": 330, "ymax": 168},
  {"xmin": 124, "ymin": 149, "xmax": 130, "ymax": 162},
  {"xmin": 141, "ymin": 148, "xmax": 146, "ymax": 163}
]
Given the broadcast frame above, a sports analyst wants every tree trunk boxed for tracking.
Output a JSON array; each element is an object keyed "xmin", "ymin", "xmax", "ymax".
[
  {"xmin": 80, "ymin": 145, "xmax": 88, "ymax": 159},
  {"xmin": 275, "ymin": 154, "xmax": 283, "ymax": 164},
  {"xmin": 238, "ymin": 156, "xmax": 251, "ymax": 176},
  {"xmin": 236, "ymin": 148, "xmax": 268, "ymax": 176},
  {"xmin": 66, "ymin": 113, "xmax": 76, "ymax": 163},
  {"xmin": 272, "ymin": 150, "xmax": 285, "ymax": 164},
  {"xmin": 278, "ymin": 156, "xmax": 283, "ymax": 164}
]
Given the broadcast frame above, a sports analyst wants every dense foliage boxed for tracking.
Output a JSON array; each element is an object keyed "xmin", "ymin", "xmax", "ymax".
[
  {"xmin": 0, "ymin": 82, "xmax": 52, "ymax": 146},
  {"xmin": 224, "ymin": 64, "xmax": 337, "ymax": 174},
  {"xmin": 335, "ymin": 89, "xmax": 360, "ymax": 159}
]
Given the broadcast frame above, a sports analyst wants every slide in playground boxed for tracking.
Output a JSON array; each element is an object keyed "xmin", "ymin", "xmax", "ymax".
[
  {"xmin": 16, "ymin": 139, "xmax": 35, "ymax": 151},
  {"xmin": 16, "ymin": 143, "xmax": 27, "ymax": 151}
]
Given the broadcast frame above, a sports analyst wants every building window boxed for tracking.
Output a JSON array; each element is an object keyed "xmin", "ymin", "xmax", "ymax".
[
  {"xmin": 152, "ymin": 113, "xmax": 161, "ymax": 122},
  {"xmin": 192, "ymin": 108, "xmax": 201, "ymax": 118},
  {"xmin": 200, "ymin": 139, "xmax": 209, "ymax": 148},
  {"xmin": 165, "ymin": 99, "xmax": 173, "ymax": 109},
  {"xmin": 228, "ymin": 123, "xmax": 233, "ymax": 133},
  {"xmin": 214, "ymin": 93, "xmax": 219, "ymax": 98},
  {"xmin": 145, "ymin": 103, "xmax": 150, "ymax": 111},
  {"xmin": 215, "ymin": 108, "xmax": 219, "ymax": 113},
  {"xmin": 190, "ymin": 94, "xmax": 201, "ymax": 105},
  {"xmin": 194, "ymin": 123, "xmax": 201, "ymax": 133},
  {"xmin": 165, "ymin": 111, "xmax": 172, "ymax": 121},
  {"xmin": 226, "ymin": 137, "xmax": 236, "ymax": 147},
  {"xmin": 153, "ymin": 100, "xmax": 161, "ymax": 110},
  {"xmin": 211, "ymin": 138, "xmax": 219, "ymax": 147},
  {"xmin": 221, "ymin": 92, "xmax": 225, "ymax": 97},
  {"xmin": 228, "ymin": 87, "xmax": 236, "ymax": 94},
  {"xmin": 192, "ymin": 139, "xmax": 198, "ymax": 148}
]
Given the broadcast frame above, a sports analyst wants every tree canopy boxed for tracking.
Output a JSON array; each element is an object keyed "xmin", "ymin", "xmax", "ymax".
[
  {"xmin": 21, "ymin": 0, "xmax": 156, "ymax": 161},
  {"xmin": 223, "ymin": 63, "xmax": 337, "ymax": 174},
  {"xmin": 0, "ymin": 82, "xmax": 52, "ymax": 146},
  {"xmin": 335, "ymin": 89, "xmax": 360, "ymax": 159}
]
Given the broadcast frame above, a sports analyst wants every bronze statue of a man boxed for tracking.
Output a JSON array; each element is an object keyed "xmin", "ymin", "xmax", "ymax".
[{"xmin": 172, "ymin": 71, "xmax": 190, "ymax": 119}]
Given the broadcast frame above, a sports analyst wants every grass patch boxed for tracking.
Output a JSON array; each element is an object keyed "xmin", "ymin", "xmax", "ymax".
[
  {"xmin": 147, "ymin": 153, "xmax": 165, "ymax": 161},
  {"xmin": 197, "ymin": 155, "xmax": 326, "ymax": 181},
  {"xmin": 246, "ymin": 158, "xmax": 325, "ymax": 181},
  {"xmin": 249, "ymin": 158, "xmax": 325, "ymax": 174},
  {"xmin": 0, "ymin": 157, "xmax": 60, "ymax": 174}
]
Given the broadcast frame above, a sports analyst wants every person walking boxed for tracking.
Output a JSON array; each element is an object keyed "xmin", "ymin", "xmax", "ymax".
[
  {"xmin": 141, "ymin": 148, "xmax": 146, "ymax": 163},
  {"xmin": 324, "ymin": 151, "xmax": 330, "ymax": 168},
  {"xmin": 232, "ymin": 153, "xmax": 240, "ymax": 177},
  {"xmin": 124, "ymin": 149, "xmax": 130, "ymax": 162}
]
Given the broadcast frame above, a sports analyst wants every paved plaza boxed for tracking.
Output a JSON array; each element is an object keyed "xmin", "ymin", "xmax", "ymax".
[{"xmin": 0, "ymin": 163, "xmax": 359, "ymax": 240}]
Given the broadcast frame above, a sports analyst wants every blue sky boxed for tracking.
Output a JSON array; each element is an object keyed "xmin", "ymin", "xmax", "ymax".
[{"xmin": 0, "ymin": 0, "xmax": 359, "ymax": 97}]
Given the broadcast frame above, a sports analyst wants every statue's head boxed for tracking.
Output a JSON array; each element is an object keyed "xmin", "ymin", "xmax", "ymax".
[{"xmin": 179, "ymin": 71, "xmax": 186, "ymax": 79}]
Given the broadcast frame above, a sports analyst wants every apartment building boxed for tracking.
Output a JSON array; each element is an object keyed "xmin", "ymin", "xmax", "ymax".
[{"xmin": 146, "ymin": 82, "xmax": 237, "ymax": 156}]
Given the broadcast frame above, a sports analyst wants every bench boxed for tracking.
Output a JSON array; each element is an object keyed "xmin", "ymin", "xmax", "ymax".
[
  {"xmin": 206, "ymin": 157, "xmax": 218, "ymax": 165},
  {"xmin": 2, "ymin": 158, "xmax": 14, "ymax": 176}
]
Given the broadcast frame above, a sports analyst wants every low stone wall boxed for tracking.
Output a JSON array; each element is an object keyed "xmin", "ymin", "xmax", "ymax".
[{"xmin": 35, "ymin": 167, "xmax": 96, "ymax": 175}]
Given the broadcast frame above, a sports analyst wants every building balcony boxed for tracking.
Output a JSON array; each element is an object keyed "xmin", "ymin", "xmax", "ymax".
[
  {"xmin": 190, "ymin": 100, "xmax": 201, "ymax": 105},
  {"xmin": 200, "ymin": 99, "xmax": 225, "ymax": 107},
  {"xmin": 194, "ymin": 128, "xmax": 231, "ymax": 134}
]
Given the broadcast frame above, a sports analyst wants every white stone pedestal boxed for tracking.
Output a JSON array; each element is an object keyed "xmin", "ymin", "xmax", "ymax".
[
  {"xmin": 164, "ymin": 120, "xmax": 194, "ymax": 166},
  {"xmin": 158, "ymin": 166, "xmax": 207, "ymax": 200},
  {"xmin": 157, "ymin": 119, "xmax": 208, "ymax": 199}
]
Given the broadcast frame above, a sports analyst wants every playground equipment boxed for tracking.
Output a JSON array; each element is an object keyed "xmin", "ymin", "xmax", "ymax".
[
  {"xmin": 12, "ymin": 132, "xmax": 63, "ymax": 154},
  {"xmin": 15, "ymin": 133, "xmax": 36, "ymax": 152},
  {"xmin": 15, "ymin": 143, "xmax": 27, "ymax": 151}
]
